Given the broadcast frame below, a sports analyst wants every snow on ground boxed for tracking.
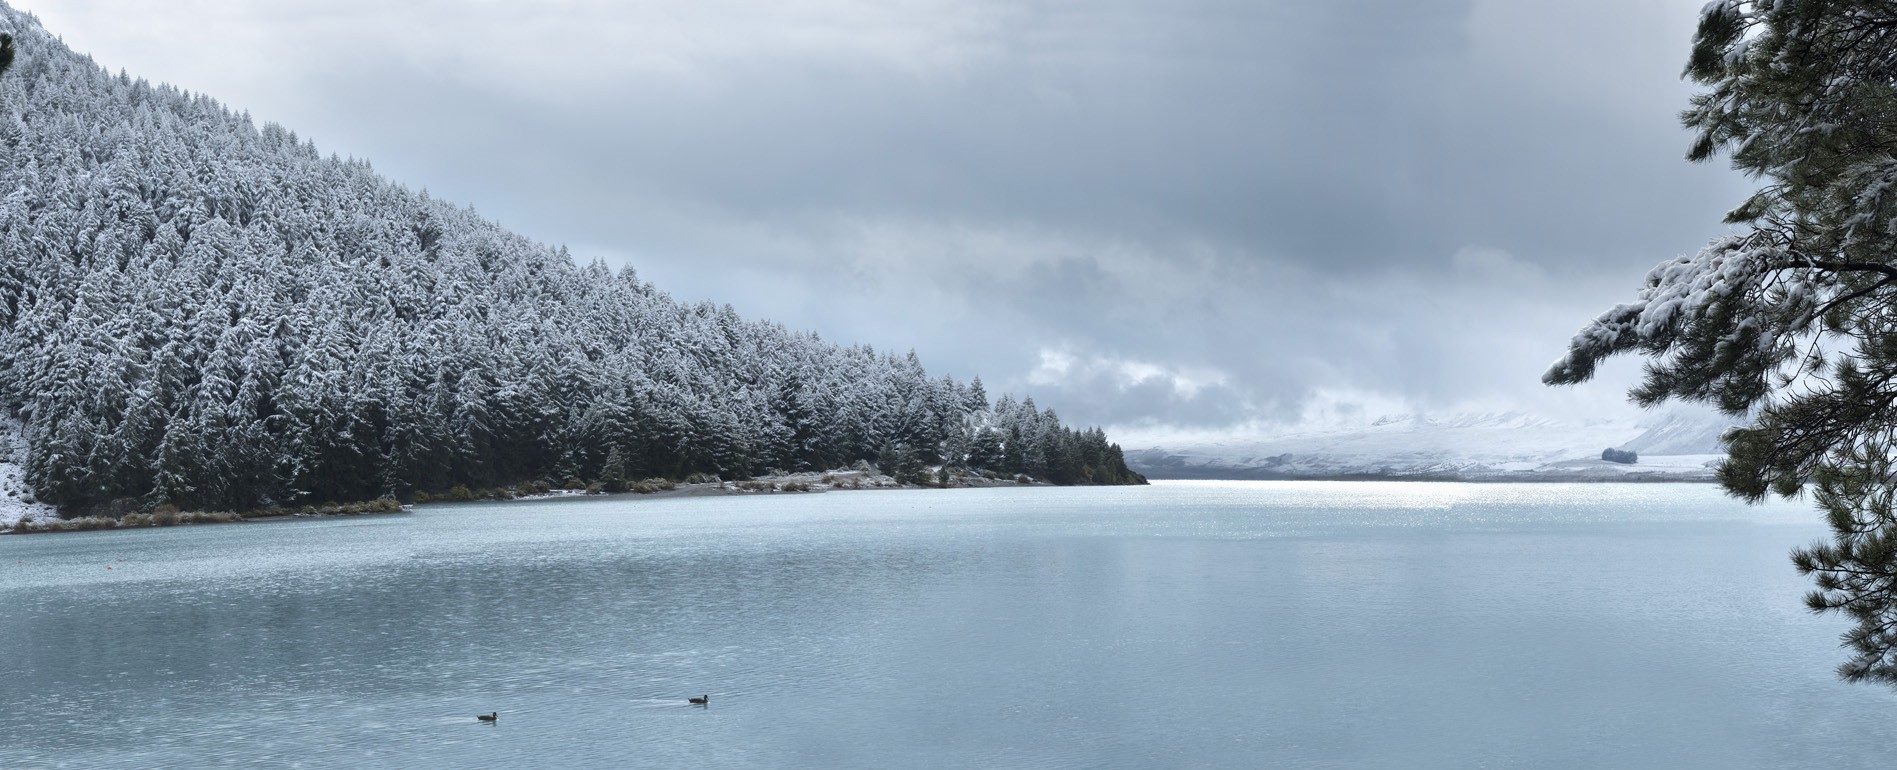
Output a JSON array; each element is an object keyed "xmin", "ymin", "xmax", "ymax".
[
  {"xmin": 509, "ymin": 489, "xmax": 595, "ymax": 501},
  {"xmin": 1542, "ymin": 453, "xmax": 1725, "ymax": 473},
  {"xmin": 0, "ymin": 417, "xmax": 55, "ymax": 527},
  {"xmin": 1125, "ymin": 407, "xmax": 1736, "ymax": 482},
  {"xmin": 719, "ymin": 468, "xmax": 1033, "ymax": 492}
]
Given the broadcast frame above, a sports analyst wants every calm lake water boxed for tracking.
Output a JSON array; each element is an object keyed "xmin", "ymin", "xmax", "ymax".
[{"xmin": 1, "ymin": 481, "xmax": 1891, "ymax": 768}]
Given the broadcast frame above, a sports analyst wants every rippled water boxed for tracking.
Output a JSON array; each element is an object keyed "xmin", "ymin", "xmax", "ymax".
[{"xmin": 0, "ymin": 481, "xmax": 1891, "ymax": 768}]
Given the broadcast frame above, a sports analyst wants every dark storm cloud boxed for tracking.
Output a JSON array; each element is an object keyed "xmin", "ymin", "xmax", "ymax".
[
  {"xmin": 28, "ymin": 0, "xmax": 1755, "ymax": 442},
  {"xmin": 325, "ymin": 0, "xmax": 1491, "ymax": 269}
]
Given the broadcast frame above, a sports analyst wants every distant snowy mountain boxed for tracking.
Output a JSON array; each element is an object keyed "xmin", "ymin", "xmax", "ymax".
[{"xmin": 1124, "ymin": 407, "xmax": 1736, "ymax": 481}]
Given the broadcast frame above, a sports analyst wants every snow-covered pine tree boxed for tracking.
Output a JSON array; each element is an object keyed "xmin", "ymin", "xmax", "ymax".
[
  {"xmin": 1546, "ymin": 1, "xmax": 1897, "ymax": 686},
  {"xmin": 0, "ymin": 3, "xmax": 1145, "ymax": 516}
]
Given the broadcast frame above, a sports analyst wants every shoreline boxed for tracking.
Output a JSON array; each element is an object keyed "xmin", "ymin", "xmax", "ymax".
[
  {"xmin": 6, "ymin": 470, "xmax": 1730, "ymax": 536},
  {"xmin": 0, "ymin": 468, "xmax": 1056, "ymax": 535},
  {"xmin": 1136, "ymin": 473, "xmax": 1721, "ymax": 484}
]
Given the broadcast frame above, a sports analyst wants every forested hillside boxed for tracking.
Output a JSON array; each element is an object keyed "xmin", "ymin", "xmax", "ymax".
[{"xmin": 0, "ymin": 7, "xmax": 1142, "ymax": 514}]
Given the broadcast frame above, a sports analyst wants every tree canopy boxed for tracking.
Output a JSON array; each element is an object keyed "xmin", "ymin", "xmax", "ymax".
[
  {"xmin": 0, "ymin": 8, "xmax": 1143, "ymax": 516},
  {"xmin": 1546, "ymin": 1, "xmax": 1897, "ymax": 685}
]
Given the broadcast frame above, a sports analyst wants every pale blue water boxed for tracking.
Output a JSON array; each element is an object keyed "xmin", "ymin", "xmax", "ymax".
[{"xmin": 0, "ymin": 481, "xmax": 1890, "ymax": 768}]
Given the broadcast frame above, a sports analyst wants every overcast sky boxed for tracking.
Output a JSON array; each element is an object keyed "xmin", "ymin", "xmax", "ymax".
[{"xmin": 23, "ymin": 0, "xmax": 1755, "ymax": 446}]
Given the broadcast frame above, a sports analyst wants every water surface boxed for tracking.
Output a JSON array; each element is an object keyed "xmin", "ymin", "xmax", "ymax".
[{"xmin": 0, "ymin": 481, "xmax": 1888, "ymax": 768}]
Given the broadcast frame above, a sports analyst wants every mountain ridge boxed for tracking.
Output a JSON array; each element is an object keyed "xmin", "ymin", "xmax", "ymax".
[{"xmin": 1124, "ymin": 407, "xmax": 1734, "ymax": 481}]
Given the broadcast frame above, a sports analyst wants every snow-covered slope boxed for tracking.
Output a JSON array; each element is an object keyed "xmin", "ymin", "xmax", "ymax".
[
  {"xmin": 0, "ymin": 5, "xmax": 1144, "ymax": 516},
  {"xmin": 1125, "ymin": 408, "xmax": 1736, "ymax": 481},
  {"xmin": 0, "ymin": 417, "xmax": 55, "ymax": 527}
]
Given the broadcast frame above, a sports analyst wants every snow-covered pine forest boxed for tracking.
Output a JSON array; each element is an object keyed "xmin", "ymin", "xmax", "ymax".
[{"xmin": 0, "ymin": 7, "xmax": 1142, "ymax": 515}]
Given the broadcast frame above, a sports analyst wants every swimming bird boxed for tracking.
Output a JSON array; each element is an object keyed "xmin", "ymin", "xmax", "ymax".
[
  {"xmin": 688, "ymin": 695, "xmax": 709, "ymax": 705},
  {"xmin": 477, "ymin": 712, "xmax": 497, "ymax": 722}
]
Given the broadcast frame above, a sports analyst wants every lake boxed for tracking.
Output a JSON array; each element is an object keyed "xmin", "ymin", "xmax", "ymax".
[{"xmin": 1, "ymin": 481, "xmax": 1891, "ymax": 768}]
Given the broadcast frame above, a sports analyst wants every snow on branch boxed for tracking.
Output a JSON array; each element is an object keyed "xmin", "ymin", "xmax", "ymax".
[{"xmin": 1543, "ymin": 236, "xmax": 1798, "ymax": 386}]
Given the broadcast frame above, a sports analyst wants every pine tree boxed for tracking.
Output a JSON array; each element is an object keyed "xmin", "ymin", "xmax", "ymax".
[
  {"xmin": 967, "ymin": 428, "xmax": 1003, "ymax": 471},
  {"xmin": 601, "ymin": 444, "xmax": 627, "ymax": 493},
  {"xmin": 1546, "ymin": 1, "xmax": 1897, "ymax": 686}
]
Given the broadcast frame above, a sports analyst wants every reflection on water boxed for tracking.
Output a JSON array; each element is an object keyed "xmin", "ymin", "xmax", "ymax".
[{"xmin": 0, "ymin": 482, "xmax": 1890, "ymax": 768}]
